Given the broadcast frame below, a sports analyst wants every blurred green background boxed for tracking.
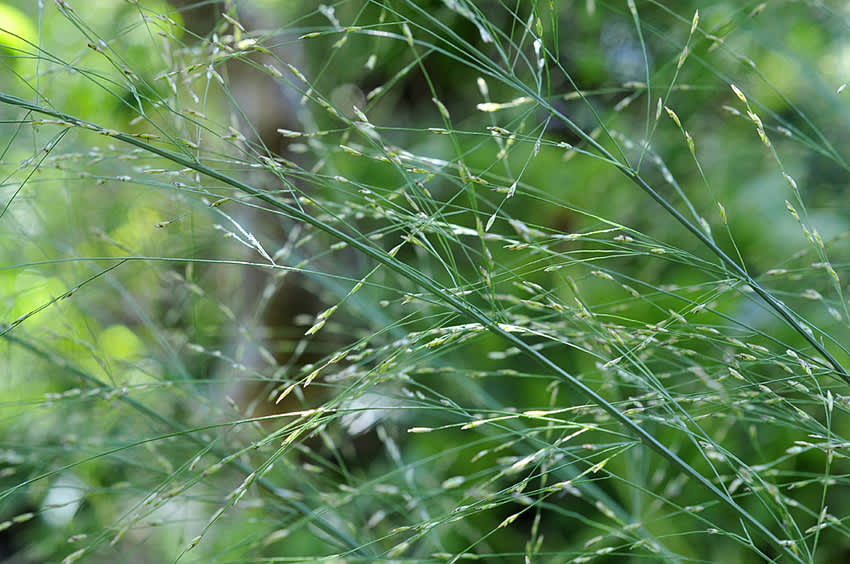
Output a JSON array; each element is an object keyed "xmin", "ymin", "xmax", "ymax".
[{"xmin": 1, "ymin": 1, "xmax": 849, "ymax": 562}]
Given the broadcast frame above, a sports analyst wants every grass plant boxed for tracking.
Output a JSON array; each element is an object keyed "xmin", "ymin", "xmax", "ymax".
[{"xmin": 1, "ymin": 1, "xmax": 849, "ymax": 562}]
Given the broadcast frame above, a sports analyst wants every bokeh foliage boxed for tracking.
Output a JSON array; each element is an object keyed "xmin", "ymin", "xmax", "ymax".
[{"xmin": 1, "ymin": 1, "xmax": 850, "ymax": 563}]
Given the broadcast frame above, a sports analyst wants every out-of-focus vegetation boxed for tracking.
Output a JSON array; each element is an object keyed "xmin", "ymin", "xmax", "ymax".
[{"xmin": 1, "ymin": 1, "xmax": 850, "ymax": 562}]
